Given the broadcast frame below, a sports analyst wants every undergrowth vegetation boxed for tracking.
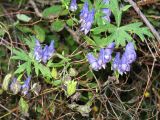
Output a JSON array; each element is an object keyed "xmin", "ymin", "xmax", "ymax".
[{"xmin": 0, "ymin": 0, "xmax": 160, "ymax": 119}]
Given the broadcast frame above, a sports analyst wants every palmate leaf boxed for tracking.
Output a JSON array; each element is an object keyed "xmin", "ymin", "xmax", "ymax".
[
  {"xmin": 39, "ymin": 64, "xmax": 52, "ymax": 78},
  {"xmin": 14, "ymin": 61, "xmax": 32, "ymax": 75},
  {"xmin": 12, "ymin": 48, "xmax": 29, "ymax": 61},
  {"xmin": 121, "ymin": 22, "xmax": 153, "ymax": 41},
  {"xmin": 91, "ymin": 23, "xmax": 116, "ymax": 35},
  {"xmin": 92, "ymin": 22, "xmax": 153, "ymax": 47},
  {"xmin": 34, "ymin": 61, "xmax": 39, "ymax": 76}
]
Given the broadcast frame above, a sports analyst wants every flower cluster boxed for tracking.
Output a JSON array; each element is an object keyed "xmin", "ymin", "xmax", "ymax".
[
  {"xmin": 102, "ymin": 0, "xmax": 111, "ymax": 23},
  {"xmin": 69, "ymin": 0, "xmax": 77, "ymax": 12},
  {"xmin": 112, "ymin": 42, "xmax": 137, "ymax": 75},
  {"xmin": 69, "ymin": 0, "xmax": 112, "ymax": 34},
  {"xmin": 34, "ymin": 39, "xmax": 55, "ymax": 63},
  {"xmin": 87, "ymin": 42, "xmax": 137, "ymax": 75},
  {"xmin": 80, "ymin": 2, "xmax": 95, "ymax": 35},
  {"xmin": 87, "ymin": 42, "xmax": 115, "ymax": 71},
  {"xmin": 10, "ymin": 76, "xmax": 31, "ymax": 95}
]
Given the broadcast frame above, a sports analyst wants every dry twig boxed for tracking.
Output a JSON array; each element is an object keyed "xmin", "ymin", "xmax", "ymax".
[{"xmin": 127, "ymin": 0, "xmax": 160, "ymax": 43}]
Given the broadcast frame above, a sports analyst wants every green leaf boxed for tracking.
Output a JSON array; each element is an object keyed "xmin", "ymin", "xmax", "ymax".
[
  {"xmin": 69, "ymin": 68, "xmax": 78, "ymax": 77},
  {"xmin": 16, "ymin": 14, "xmax": 31, "ymax": 22},
  {"xmin": 108, "ymin": 0, "xmax": 121, "ymax": 26},
  {"xmin": 34, "ymin": 61, "xmax": 39, "ymax": 76},
  {"xmin": 91, "ymin": 23, "xmax": 116, "ymax": 34},
  {"xmin": 121, "ymin": 5, "xmax": 131, "ymax": 11},
  {"xmin": 16, "ymin": 25, "xmax": 33, "ymax": 33},
  {"xmin": 19, "ymin": 97, "xmax": 29, "ymax": 117},
  {"xmin": 34, "ymin": 25, "xmax": 45, "ymax": 42},
  {"xmin": 96, "ymin": 22, "xmax": 153, "ymax": 47},
  {"xmin": 51, "ymin": 67, "xmax": 58, "ymax": 79},
  {"xmin": 52, "ymin": 80, "xmax": 61, "ymax": 86},
  {"xmin": 83, "ymin": 36, "xmax": 96, "ymax": 46},
  {"xmin": 14, "ymin": 62, "xmax": 28, "ymax": 74},
  {"xmin": 26, "ymin": 61, "xmax": 31, "ymax": 76},
  {"xmin": 61, "ymin": 0, "xmax": 70, "ymax": 9},
  {"xmin": 12, "ymin": 48, "xmax": 29, "ymax": 61},
  {"xmin": 66, "ymin": 80, "xmax": 77, "ymax": 97},
  {"xmin": 66, "ymin": 19, "xmax": 74, "ymax": 26},
  {"xmin": 42, "ymin": 5, "xmax": 63, "ymax": 18},
  {"xmin": 51, "ymin": 20, "xmax": 65, "ymax": 32},
  {"xmin": 39, "ymin": 64, "xmax": 52, "ymax": 78}
]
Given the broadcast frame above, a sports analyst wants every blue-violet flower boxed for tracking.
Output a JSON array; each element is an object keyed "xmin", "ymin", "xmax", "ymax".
[
  {"xmin": 34, "ymin": 40, "xmax": 43, "ymax": 62},
  {"xmin": 70, "ymin": 0, "xmax": 77, "ymax": 12},
  {"xmin": 112, "ymin": 52, "xmax": 121, "ymax": 71},
  {"xmin": 34, "ymin": 40, "xmax": 55, "ymax": 63},
  {"xmin": 102, "ymin": 0, "xmax": 111, "ymax": 23},
  {"xmin": 21, "ymin": 76, "xmax": 31, "ymax": 95},
  {"xmin": 80, "ymin": 1, "xmax": 89, "ymax": 23},
  {"xmin": 104, "ymin": 42, "xmax": 115, "ymax": 62},
  {"xmin": 97, "ymin": 48, "xmax": 107, "ymax": 69},
  {"xmin": 124, "ymin": 42, "xmax": 137, "ymax": 64},
  {"xmin": 119, "ymin": 53, "xmax": 131, "ymax": 74},
  {"xmin": 80, "ymin": 9, "xmax": 95, "ymax": 34},
  {"xmin": 87, "ymin": 53, "xmax": 100, "ymax": 71}
]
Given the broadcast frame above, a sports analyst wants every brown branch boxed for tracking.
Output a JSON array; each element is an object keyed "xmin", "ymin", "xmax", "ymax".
[
  {"xmin": 29, "ymin": 0, "xmax": 43, "ymax": 17},
  {"xmin": 127, "ymin": 0, "xmax": 160, "ymax": 43},
  {"xmin": 64, "ymin": 25, "xmax": 81, "ymax": 45},
  {"xmin": 0, "ymin": 104, "xmax": 25, "ymax": 120}
]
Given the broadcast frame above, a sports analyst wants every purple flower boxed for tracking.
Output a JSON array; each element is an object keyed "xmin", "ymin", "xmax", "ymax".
[
  {"xmin": 10, "ymin": 78, "xmax": 21, "ymax": 95},
  {"xmin": 102, "ymin": 0, "xmax": 111, "ymax": 23},
  {"xmin": 104, "ymin": 42, "xmax": 115, "ymax": 62},
  {"xmin": 80, "ymin": 9, "xmax": 95, "ymax": 34},
  {"xmin": 125, "ymin": 42, "xmax": 137, "ymax": 64},
  {"xmin": 103, "ymin": 0, "xmax": 109, "ymax": 3},
  {"xmin": 47, "ymin": 41, "xmax": 55, "ymax": 59},
  {"xmin": 34, "ymin": 40, "xmax": 43, "ymax": 62},
  {"xmin": 87, "ymin": 53, "xmax": 100, "ymax": 71},
  {"xmin": 70, "ymin": 0, "xmax": 77, "ymax": 12},
  {"xmin": 119, "ymin": 53, "xmax": 131, "ymax": 74},
  {"xmin": 80, "ymin": 1, "xmax": 89, "ymax": 23},
  {"xmin": 97, "ymin": 48, "xmax": 107, "ymax": 69},
  {"xmin": 21, "ymin": 76, "xmax": 31, "ymax": 95},
  {"xmin": 42, "ymin": 41, "xmax": 55, "ymax": 63},
  {"xmin": 34, "ymin": 39, "xmax": 55, "ymax": 63},
  {"xmin": 42, "ymin": 45, "xmax": 49, "ymax": 63},
  {"xmin": 112, "ymin": 52, "xmax": 120, "ymax": 71},
  {"xmin": 102, "ymin": 8, "xmax": 111, "ymax": 23}
]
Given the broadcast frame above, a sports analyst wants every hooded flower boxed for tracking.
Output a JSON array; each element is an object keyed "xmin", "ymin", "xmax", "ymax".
[
  {"xmin": 97, "ymin": 48, "xmax": 107, "ymax": 69},
  {"xmin": 34, "ymin": 39, "xmax": 55, "ymax": 63},
  {"xmin": 42, "ymin": 41, "xmax": 55, "ymax": 63},
  {"xmin": 80, "ymin": 9, "xmax": 95, "ymax": 34},
  {"xmin": 112, "ymin": 52, "xmax": 121, "ymax": 71},
  {"xmin": 124, "ymin": 42, "xmax": 137, "ymax": 64},
  {"xmin": 102, "ymin": 0, "xmax": 111, "ymax": 22},
  {"xmin": 87, "ymin": 53, "xmax": 100, "ymax": 71},
  {"xmin": 10, "ymin": 78, "xmax": 21, "ymax": 95},
  {"xmin": 70, "ymin": 0, "xmax": 77, "ymax": 12},
  {"xmin": 47, "ymin": 41, "xmax": 55, "ymax": 59},
  {"xmin": 42, "ymin": 45, "xmax": 49, "ymax": 63},
  {"xmin": 21, "ymin": 76, "xmax": 31, "ymax": 95},
  {"xmin": 34, "ymin": 40, "xmax": 43, "ymax": 62},
  {"xmin": 104, "ymin": 42, "xmax": 115, "ymax": 62},
  {"xmin": 80, "ymin": 1, "xmax": 89, "ymax": 23},
  {"xmin": 119, "ymin": 53, "xmax": 131, "ymax": 74}
]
